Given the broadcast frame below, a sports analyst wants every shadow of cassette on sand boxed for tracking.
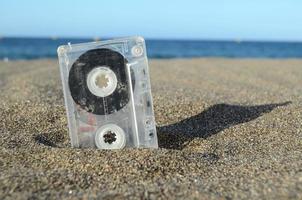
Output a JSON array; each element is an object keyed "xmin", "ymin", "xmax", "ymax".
[{"xmin": 157, "ymin": 101, "xmax": 291, "ymax": 150}]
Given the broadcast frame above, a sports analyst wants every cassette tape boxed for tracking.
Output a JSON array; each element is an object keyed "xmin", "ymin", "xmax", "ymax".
[{"xmin": 57, "ymin": 36, "xmax": 158, "ymax": 149}]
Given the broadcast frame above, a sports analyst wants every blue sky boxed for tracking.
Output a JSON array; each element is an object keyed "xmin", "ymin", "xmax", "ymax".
[{"xmin": 1, "ymin": 0, "xmax": 302, "ymax": 41}]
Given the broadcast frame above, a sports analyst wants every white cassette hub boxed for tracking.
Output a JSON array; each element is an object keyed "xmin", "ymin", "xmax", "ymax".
[
  {"xmin": 95, "ymin": 124, "xmax": 126, "ymax": 149},
  {"xmin": 57, "ymin": 36, "xmax": 158, "ymax": 149},
  {"xmin": 87, "ymin": 66, "xmax": 117, "ymax": 97}
]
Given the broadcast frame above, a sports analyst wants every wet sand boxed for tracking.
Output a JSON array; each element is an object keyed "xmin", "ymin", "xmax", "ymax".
[{"xmin": 0, "ymin": 58, "xmax": 302, "ymax": 199}]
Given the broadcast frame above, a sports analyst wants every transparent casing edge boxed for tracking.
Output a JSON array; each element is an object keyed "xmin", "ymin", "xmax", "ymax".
[{"xmin": 57, "ymin": 36, "xmax": 158, "ymax": 149}]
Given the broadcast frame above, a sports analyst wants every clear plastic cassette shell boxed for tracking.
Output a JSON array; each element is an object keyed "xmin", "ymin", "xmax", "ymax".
[{"xmin": 57, "ymin": 36, "xmax": 158, "ymax": 149}]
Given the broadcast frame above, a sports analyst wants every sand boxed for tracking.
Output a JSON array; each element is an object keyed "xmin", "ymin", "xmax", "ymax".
[{"xmin": 0, "ymin": 58, "xmax": 302, "ymax": 199}]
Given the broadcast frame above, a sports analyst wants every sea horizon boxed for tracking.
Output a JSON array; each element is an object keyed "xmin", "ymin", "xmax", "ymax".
[{"xmin": 1, "ymin": 36, "xmax": 302, "ymax": 60}]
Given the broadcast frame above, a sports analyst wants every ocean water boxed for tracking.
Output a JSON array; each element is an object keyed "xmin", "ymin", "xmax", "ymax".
[{"xmin": 1, "ymin": 37, "xmax": 302, "ymax": 60}]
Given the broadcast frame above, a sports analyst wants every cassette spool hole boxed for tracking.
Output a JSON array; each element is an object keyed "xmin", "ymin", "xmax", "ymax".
[
  {"xmin": 103, "ymin": 131, "xmax": 117, "ymax": 144},
  {"xmin": 95, "ymin": 74, "xmax": 109, "ymax": 89}
]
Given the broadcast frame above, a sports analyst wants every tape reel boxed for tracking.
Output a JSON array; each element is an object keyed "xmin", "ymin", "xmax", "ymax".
[{"xmin": 68, "ymin": 48, "xmax": 131, "ymax": 115}]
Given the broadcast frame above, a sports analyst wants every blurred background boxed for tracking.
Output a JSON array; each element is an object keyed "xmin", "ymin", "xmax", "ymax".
[{"xmin": 1, "ymin": 0, "xmax": 302, "ymax": 60}]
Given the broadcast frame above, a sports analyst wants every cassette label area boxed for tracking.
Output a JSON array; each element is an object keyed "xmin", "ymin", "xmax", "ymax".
[{"xmin": 57, "ymin": 37, "xmax": 158, "ymax": 149}]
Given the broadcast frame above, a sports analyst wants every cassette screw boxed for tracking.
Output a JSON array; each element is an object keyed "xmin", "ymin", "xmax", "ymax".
[{"xmin": 131, "ymin": 45, "xmax": 143, "ymax": 57}]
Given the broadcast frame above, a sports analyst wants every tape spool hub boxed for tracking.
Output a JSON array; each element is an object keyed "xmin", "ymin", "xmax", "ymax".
[
  {"xmin": 95, "ymin": 124, "xmax": 126, "ymax": 149},
  {"xmin": 87, "ymin": 66, "xmax": 117, "ymax": 97}
]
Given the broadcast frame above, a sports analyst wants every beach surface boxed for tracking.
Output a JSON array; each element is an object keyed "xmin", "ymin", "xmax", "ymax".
[{"xmin": 0, "ymin": 58, "xmax": 302, "ymax": 199}]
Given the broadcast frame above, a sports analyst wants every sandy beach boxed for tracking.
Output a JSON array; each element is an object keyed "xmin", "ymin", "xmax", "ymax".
[{"xmin": 0, "ymin": 58, "xmax": 302, "ymax": 199}]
